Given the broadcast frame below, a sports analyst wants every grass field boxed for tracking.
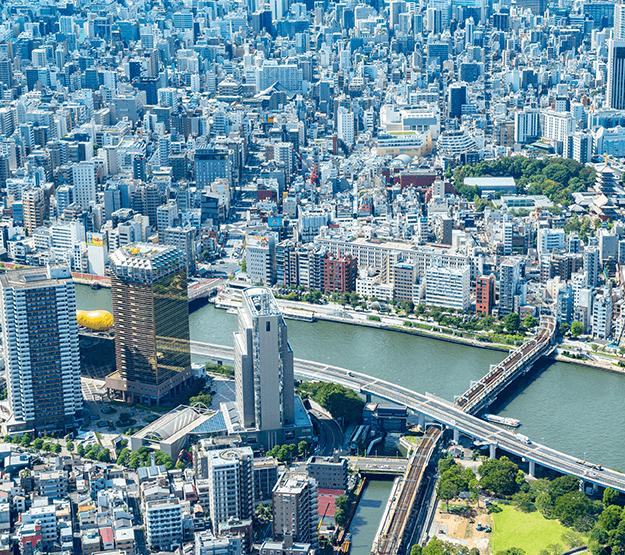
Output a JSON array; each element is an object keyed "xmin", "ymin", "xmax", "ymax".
[{"xmin": 490, "ymin": 504, "xmax": 585, "ymax": 554}]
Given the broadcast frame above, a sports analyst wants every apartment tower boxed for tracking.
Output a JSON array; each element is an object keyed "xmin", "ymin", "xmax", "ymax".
[{"xmin": 0, "ymin": 266, "xmax": 81, "ymax": 433}]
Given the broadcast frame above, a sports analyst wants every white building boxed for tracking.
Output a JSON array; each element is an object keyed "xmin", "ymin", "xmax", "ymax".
[
  {"xmin": 234, "ymin": 287, "xmax": 295, "ymax": 432},
  {"xmin": 195, "ymin": 530, "xmax": 242, "ymax": 555},
  {"xmin": 541, "ymin": 110, "xmax": 575, "ymax": 143},
  {"xmin": 245, "ymin": 234, "xmax": 277, "ymax": 285},
  {"xmin": 514, "ymin": 109, "xmax": 540, "ymax": 143},
  {"xmin": 72, "ymin": 161, "xmax": 96, "ymax": 208},
  {"xmin": 424, "ymin": 263, "xmax": 471, "ymax": 311},
  {"xmin": 145, "ymin": 498, "xmax": 183, "ymax": 550},
  {"xmin": 337, "ymin": 109, "xmax": 356, "ymax": 147},
  {"xmin": 86, "ymin": 232, "xmax": 109, "ymax": 276},
  {"xmin": 592, "ymin": 289, "xmax": 613, "ymax": 338},
  {"xmin": 19, "ymin": 503, "xmax": 57, "ymax": 547},
  {"xmin": 205, "ymin": 447, "xmax": 254, "ymax": 532},
  {"xmin": 0, "ymin": 266, "xmax": 81, "ymax": 434},
  {"xmin": 537, "ymin": 228, "xmax": 565, "ymax": 257}
]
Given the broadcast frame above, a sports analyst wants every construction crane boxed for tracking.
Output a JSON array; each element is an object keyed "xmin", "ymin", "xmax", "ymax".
[{"xmin": 291, "ymin": 145, "xmax": 318, "ymax": 187}]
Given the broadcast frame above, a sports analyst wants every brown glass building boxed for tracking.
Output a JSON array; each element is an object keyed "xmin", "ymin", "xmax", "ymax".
[{"xmin": 105, "ymin": 244, "xmax": 192, "ymax": 406}]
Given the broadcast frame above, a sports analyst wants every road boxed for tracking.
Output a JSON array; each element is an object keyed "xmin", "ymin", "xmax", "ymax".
[
  {"xmin": 309, "ymin": 409, "xmax": 344, "ymax": 456},
  {"xmin": 191, "ymin": 341, "xmax": 625, "ymax": 493}
]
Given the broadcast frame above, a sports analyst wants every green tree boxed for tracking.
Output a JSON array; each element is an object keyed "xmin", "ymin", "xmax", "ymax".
[
  {"xmin": 479, "ymin": 457, "xmax": 520, "ymax": 496},
  {"xmin": 524, "ymin": 315, "xmax": 538, "ymax": 329},
  {"xmin": 334, "ymin": 507, "xmax": 347, "ymax": 527},
  {"xmin": 175, "ymin": 461, "xmax": 186, "ymax": 470},
  {"xmin": 570, "ymin": 321, "xmax": 584, "ymax": 337},
  {"xmin": 555, "ymin": 491, "xmax": 591, "ymax": 527},
  {"xmin": 33, "ymin": 438, "xmax": 44, "ymax": 450},
  {"xmin": 240, "ymin": 260, "xmax": 247, "ymax": 273},
  {"xmin": 2, "ymin": 435, "xmax": 9, "ymax": 443},
  {"xmin": 559, "ymin": 323, "xmax": 570, "ymax": 336},
  {"xmin": 549, "ymin": 475, "xmax": 581, "ymax": 499},
  {"xmin": 298, "ymin": 441, "xmax": 309, "ymax": 458},
  {"xmin": 505, "ymin": 313, "xmax": 521, "ymax": 333},
  {"xmin": 496, "ymin": 549, "xmax": 526, "ymax": 555},
  {"xmin": 76, "ymin": 444, "xmax": 85, "ymax": 457},
  {"xmin": 437, "ymin": 480, "xmax": 458, "ymax": 511},
  {"xmin": 411, "ymin": 546, "xmax": 423, "ymax": 555},
  {"xmin": 602, "ymin": 487, "xmax": 619, "ymax": 507},
  {"xmin": 97, "ymin": 448, "xmax": 111, "ymax": 463},
  {"xmin": 66, "ymin": 441, "xmax": 74, "ymax": 452},
  {"xmin": 52, "ymin": 443, "xmax": 62, "ymax": 454},
  {"xmin": 21, "ymin": 434, "xmax": 32, "ymax": 448},
  {"xmin": 42, "ymin": 443, "xmax": 52, "ymax": 452}
]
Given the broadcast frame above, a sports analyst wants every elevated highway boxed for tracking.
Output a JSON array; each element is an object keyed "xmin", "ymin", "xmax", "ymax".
[
  {"xmin": 455, "ymin": 316, "xmax": 557, "ymax": 414},
  {"xmin": 193, "ymin": 339, "xmax": 625, "ymax": 493},
  {"xmin": 371, "ymin": 428, "xmax": 442, "ymax": 555}
]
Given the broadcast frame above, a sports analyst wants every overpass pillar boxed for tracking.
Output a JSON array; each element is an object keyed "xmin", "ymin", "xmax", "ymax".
[
  {"xmin": 418, "ymin": 413, "xmax": 425, "ymax": 430},
  {"xmin": 528, "ymin": 460, "xmax": 536, "ymax": 477},
  {"xmin": 489, "ymin": 443, "xmax": 497, "ymax": 459},
  {"xmin": 453, "ymin": 428, "xmax": 460, "ymax": 443},
  {"xmin": 365, "ymin": 393, "xmax": 372, "ymax": 403}
]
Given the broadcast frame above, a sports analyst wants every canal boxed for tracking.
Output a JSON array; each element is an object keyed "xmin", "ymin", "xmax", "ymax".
[
  {"xmin": 349, "ymin": 480, "xmax": 394, "ymax": 555},
  {"xmin": 75, "ymin": 286, "xmax": 625, "ymax": 473}
]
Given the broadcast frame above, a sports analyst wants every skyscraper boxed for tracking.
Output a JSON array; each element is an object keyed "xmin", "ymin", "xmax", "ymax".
[
  {"xmin": 448, "ymin": 84, "xmax": 467, "ymax": 120},
  {"xmin": 72, "ymin": 161, "xmax": 96, "ymax": 208},
  {"xmin": 607, "ymin": 39, "xmax": 625, "ymax": 110},
  {"xmin": 234, "ymin": 287, "xmax": 295, "ymax": 433},
  {"xmin": 0, "ymin": 266, "xmax": 81, "ymax": 433},
  {"xmin": 105, "ymin": 243, "xmax": 192, "ymax": 406}
]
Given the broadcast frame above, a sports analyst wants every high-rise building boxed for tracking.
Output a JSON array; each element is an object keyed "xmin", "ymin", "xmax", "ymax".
[
  {"xmin": 448, "ymin": 84, "xmax": 467, "ymax": 120},
  {"xmin": 0, "ymin": 266, "xmax": 81, "ymax": 433},
  {"xmin": 337, "ymin": 108, "xmax": 356, "ymax": 147},
  {"xmin": 323, "ymin": 253, "xmax": 357, "ymax": 293},
  {"xmin": 608, "ymin": 39, "xmax": 625, "ymax": 110},
  {"xmin": 204, "ymin": 447, "xmax": 254, "ymax": 533},
  {"xmin": 583, "ymin": 246, "xmax": 601, "ymax": 287},
  {"xmin": 245, "ymin": 234, "xmax": 277, "ymax": 285},
  {"xmin": 425, "ymin": 263, "xmax": 471, "ymax": 311},
  {"xmin": 272, "ymin": 471, "xmax": 319, "ymax": 545},
  {"xmin": 194, "ymin": 148, "xmax": 231, "ymax": 190},
  {"xmin": 234, "ymin": 287, "xmax": 295, "ymax": 432},
  {"xmin": 22, "ymin": 187, "xmax": 45, "ymax": 236},
  {"xmin": 72, "ymin": 161, "xmax": 96, "ymax": 207},
  {"xmin": 499, "ymin": 258, "xmax": 523, "ymax": 315},
  {"xmin": 514, "ymin": 109, "xmax": 540, "ymax": 143},
  {"xmin": 476, "ymin": 274, "xmax": 495, "ymax": 316},
  {"xmin": 615, "ymin": 3, "xmax": 625, "ymax": 38},
  {"xmin": 592, "ymin": 288, "xmax": 613, "ymax": 338},
  {"xmin": 105, "ymin": 244, "xmax": 192, "ymax": 406}
]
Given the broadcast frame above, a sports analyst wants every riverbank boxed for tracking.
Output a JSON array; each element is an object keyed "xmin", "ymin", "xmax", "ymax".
[{"xmin": 212, "ymin": 298, "xmax": 513, "ymax": 353}]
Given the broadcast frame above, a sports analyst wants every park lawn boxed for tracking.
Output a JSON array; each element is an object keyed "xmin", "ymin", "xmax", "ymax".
[{"xmin": 490, "ymin": 504, "xmax": 585, "ymax": 555}]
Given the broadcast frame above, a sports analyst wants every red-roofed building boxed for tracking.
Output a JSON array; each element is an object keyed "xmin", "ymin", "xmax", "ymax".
[
  {"xmin": 99, "ymin": 527, "xmax": 114, "ymax": 550},
  {"xmin": 317, "ymin": 488, "xmax": 346, "ymax": 520}
]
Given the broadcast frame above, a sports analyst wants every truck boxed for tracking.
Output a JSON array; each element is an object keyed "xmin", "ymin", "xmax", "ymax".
[{"xmin": 517, "ymin": 434, "xmax": 532, "ymax": 445}]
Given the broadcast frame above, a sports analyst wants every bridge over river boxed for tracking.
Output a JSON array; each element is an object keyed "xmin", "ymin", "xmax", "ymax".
[{"xmin": 192, "ymin": 334, "xmax": 625, "ymax": 494}]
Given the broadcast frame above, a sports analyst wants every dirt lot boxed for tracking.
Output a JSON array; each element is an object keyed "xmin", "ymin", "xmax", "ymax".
[{"xmin": 427, "ymin": 500, "xmax": 493, "ymax": 552}]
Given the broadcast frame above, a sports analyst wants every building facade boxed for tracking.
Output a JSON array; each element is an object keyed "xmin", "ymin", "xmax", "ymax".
[
  {"xmin": 106, "ymin": 243, "xmax": 192, "ymax": 406},
  {"xmin": 0, "ymin": 266, "xmax": 81, "ymax": 434}
]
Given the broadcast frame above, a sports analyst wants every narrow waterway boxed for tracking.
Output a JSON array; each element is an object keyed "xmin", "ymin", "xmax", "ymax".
[
  {"xmin": 75, "ymin": 286, "xmax": 625, "ymax": 472},
  {"xmin": 349, "ymin": 480, "xmax": 394, "ymax": 555}
]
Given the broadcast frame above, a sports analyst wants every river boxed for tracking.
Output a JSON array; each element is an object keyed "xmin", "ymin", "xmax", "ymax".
[
  {"xmin": 75, "ymin": 286, "xmax": 625, "ymax": 472},
  {"xmin": 350, "ymin": 480, "xmax": 394, "ymax": 555}
]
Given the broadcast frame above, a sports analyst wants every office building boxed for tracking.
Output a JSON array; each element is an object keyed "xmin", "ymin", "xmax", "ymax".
[
  {"xmin": 616, "ymin": 3, "xmax": 625, "ymax": 39},
  {"xmin": 514, "ymin": 109, "xmax": 540, "ymax": 143},
  {"xmin": 105, "ymin": 244, "xmax": 192, "ymax": 406},
  {"xmin": 425, "ymin": 263, "xmax": 471, "ymax": 311},
  {"xmin": 0, "ymin": 266, "xmax": 81, "ymax": 433},
  {"xmin": 272, "ymin": 472, "xmax": 318, "ymax": 545},
  {"xmin": 537, "ymin": 228, "xmax": 566, "ymax": 257},
  {"xmin": 608, "ymin": 39, "xmax": 625, "ymax": 110},
  {"xmin": 448, "ymin": 84, "xmax": 467, "ymax": 120},
  {"xmin": 72, "ymin": 162, "xmax": 96, "ymax": 208},
  {"xmin": 245, "ymin": 235, "xmax": 277, "ymax": 285},
  {"xmin": 195, "ymin": 148, "xmax": 231, "ymax": 190},
  {"xmin": 323, "ymin": 253, "xmax": 357, "ymax": 293},
  {"xmin": 234, "ymin": 287, "xmax": 295, "ymax": 433},
  {"xmin": 476, "ymin": 274, "xmax": 495, "ymax": 316},
  {"xmin": 305, "ymin": 454, "xmax": 348, "ymax": 490}
]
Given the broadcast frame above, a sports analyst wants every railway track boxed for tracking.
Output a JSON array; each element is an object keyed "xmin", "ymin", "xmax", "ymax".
[{"xmin": 371, "ymin": 427, "xmax": 442, "ymax": 555}]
